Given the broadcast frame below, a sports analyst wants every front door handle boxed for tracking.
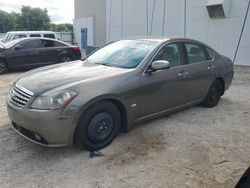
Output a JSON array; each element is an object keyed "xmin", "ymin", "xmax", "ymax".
[{"xmin": 178, "ymin": 71, "xmax": 189, "ymax": 79}]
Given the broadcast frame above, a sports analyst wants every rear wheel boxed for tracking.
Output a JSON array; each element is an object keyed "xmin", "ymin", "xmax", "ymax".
[
  {"xmin": 0, "ymin": 59, "xmax": 7, "ymax": 74},
  {"xmin": 75, "ymin": 101, "xmax": 121, "ymax": 151},
  {"xmin": 203, "ymin": 80, "xmax": 222, "ymax": 107}
]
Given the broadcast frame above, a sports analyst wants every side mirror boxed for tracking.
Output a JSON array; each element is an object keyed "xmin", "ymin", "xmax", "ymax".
[
  {"xmin": 150, "ymin": 60, "xmax": 170, "ymax": 72},
  {"xmin": 14, "ymin": 45, "xmax": 22, "ymax": 50}
]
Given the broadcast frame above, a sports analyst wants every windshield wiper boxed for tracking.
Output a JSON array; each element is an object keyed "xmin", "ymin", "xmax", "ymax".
[
  {"xmin": 81, "ymin": 58, "xmax": 89, "ymax": 63},
  {"xmin": 96, "ymin": 63, "xmax": 125, "ymax": 68},
  {"xmin": 97, "ymin": 63, "xmax": 113, "ymax": 67}
]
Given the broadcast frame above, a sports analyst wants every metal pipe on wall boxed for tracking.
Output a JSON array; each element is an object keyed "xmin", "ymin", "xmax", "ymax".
[
  {"xmin": 121, "ymin": 0, "xmax": 124, "ymax": 38},
  {"xmin": 233, "ymin": 0, "xmax": 250, "ymax": 64},
  {"xmin": 162, "ymin": 0, "xmax": 167, "ymax": 36},
  {"xmin": 150, "ymin": 0, "xmax": 156, "ymax": 35},
  {"xmin": 108, "ymin": 0, "xmax": 113, "ymax": 42},
  {"xmin": 184, "ymin": 0, "xmax": 187, "ymax": 38}
]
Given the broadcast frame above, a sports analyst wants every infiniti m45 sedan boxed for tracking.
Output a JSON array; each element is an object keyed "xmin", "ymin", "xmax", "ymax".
[{"xmin": 7, "ymin": 38, "xmax": 234, "ymax": 151}]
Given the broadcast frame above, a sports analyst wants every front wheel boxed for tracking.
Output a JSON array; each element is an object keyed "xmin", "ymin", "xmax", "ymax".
[
  {"xmin": 74, "ymin": 101, "xmax": 121, "ymax": 151},
  {"xmin": 203, "ymin": 80, "xmax": 222, "ymax": 108}
]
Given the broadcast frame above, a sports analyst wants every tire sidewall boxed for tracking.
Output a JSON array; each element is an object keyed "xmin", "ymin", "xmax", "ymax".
[
  {"xmin": 0, "ymin": 59, "xmax": 7, "ymax": 74},
  {"xmin": 75, "ymin": 101, "xmax": 121, "ymax": 151},
  {"xmin": 204, "ymin": 80, "xmax": 222, "ymax": 107}
]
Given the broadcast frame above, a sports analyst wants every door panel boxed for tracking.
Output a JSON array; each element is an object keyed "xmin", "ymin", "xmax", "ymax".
[
  {"xmin": 39, "ymin": 39, "xmax": 58, "ymax": 65},
  {"xmin": 183, "ymin": 42, "xmax": 216, "ymax": 100},
  {"xmin": 8, "ymin": 39, "xmax": 43, "ymax": 68},
  {"xmin": 139, "ymin": 67, "xmax": 192, "ymax": 117},
  {"xmin": 138, "ymin": 42, "xmax": 192, "ymax": 117},
  {"xmin": 8, "ymin": 48, "xmax": 32, "ymax": 68}
]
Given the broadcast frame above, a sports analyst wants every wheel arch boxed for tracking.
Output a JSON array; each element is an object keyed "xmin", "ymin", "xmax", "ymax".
[
  {"xmin": 215, "ymin": 77, "xmax": 225, "ymax": 96},
  {"xmin": 60, "ymin": 54, "xmax": 72, "ymax": 62},
  {"xmin": 76, "ymin": 96, "xmax": 129, "ymax": 133},
  {"xmin": 0, "ymin": 58, "xmax": 9, "ymax": 73},
  {"xmin": 0, "ymin": 58, "xmax": 8, "ymax": 67}
]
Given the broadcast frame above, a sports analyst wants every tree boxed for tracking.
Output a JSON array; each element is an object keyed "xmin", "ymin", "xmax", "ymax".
[
  {"xmin": 19, "ymin": 6, "xmax": 50, "ymax": 30},
  {"xmin": 0, "ymin": 6, "xmax": 72, "ymax": 33},
  {"xmin": 50, "ymin": 23, "xmax": 73, "ymax": 32},
  {"xmin": 0, "ymin": 10, "xmax": 15, "ymax": 32}
]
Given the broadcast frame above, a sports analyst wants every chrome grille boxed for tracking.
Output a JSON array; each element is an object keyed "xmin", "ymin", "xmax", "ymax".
[{"xmin": 9, "ymin": 84, "xmax": 33, "ymax": 108}]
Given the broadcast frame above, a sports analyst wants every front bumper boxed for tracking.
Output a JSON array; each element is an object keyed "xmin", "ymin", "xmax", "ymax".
[{"xmin": 7, "ymin": 99, "xmax": 78, "ymax": 147}]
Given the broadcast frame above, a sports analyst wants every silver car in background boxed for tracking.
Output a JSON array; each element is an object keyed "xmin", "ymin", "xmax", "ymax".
[{"xmin": 6, "ymin": 38, "xmax": 234, "ymax": 151}]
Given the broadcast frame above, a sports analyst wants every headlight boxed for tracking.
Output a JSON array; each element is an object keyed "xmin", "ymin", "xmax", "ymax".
[{"xmin": 31, "ymin": 90, "xmax": 77, "ymax": 110}]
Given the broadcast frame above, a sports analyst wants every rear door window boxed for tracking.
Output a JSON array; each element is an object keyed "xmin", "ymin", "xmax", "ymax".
[
  {"xmin": 55, "ymin": 41, "xmax": 67, "ymax": 47},
  {"xmin": 205, "ymin": 47, "xmax": 214, "ymax": 60},
  {"xmin": 184, "ymin": 43, "xmax": 207, "ymax": 64},
  {"xmin": 19, "ymin": 40, "xmax": 42, "ymax": 49},
  {"xmin": 42, "ymin": 40, "xmax": 56, "ymax": 48}
]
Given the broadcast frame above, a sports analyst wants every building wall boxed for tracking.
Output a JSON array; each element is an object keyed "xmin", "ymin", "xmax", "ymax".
[
  {"xmin": 74, "ymin": 0, "xmax": 106, "ymax": 47},
  {"xmin": 106, "ymin": 0, "xmax": 250, "ymax": 65}
]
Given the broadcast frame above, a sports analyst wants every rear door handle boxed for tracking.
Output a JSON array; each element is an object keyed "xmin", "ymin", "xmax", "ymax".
[
  {"xmin": 178, "ymin": 71, "xmax": 189, "ymax": 79},
  {"xmin": 208, "ymin": 65, "xmax": 215, "ymax": 70},
  {"xmin": 32, "ymin": 50, "xmax": 40, "ymax": 55}
]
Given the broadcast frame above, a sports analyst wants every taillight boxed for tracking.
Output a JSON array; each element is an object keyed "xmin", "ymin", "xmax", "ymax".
[{"xmin": 72, "ymin": 46, "xmax": 80, "ymax": 51}]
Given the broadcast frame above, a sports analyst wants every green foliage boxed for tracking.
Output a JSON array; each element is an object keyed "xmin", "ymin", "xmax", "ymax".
[
  {"xmin": 0, "ymin": 10, "xmax": 16, "ymax": 32},
  {"xmin": 0, "ymin": 6, "xmax": 73, "ymax": 33},
  {"xmin": 19, "ymin": 6, "xmax": 51, "ymax": 30},
  {"xmin": 50, "ymin": 23, "xmax": 73, "ymax": 32}
]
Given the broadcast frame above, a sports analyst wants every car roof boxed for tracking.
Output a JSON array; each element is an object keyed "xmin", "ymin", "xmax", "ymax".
[
  {"xmin": 8, "ymin": 37, "xmax": 70, "ymax": 46},
  {"xmin": 124, "ymin": 36, "xmax": 214, "ymax": 49},
  {"xmin": 6, "ymin": 31, "xmax": 56, "ymax": 34},
  {"xmin": 126, "ymin": 36, "xmax": 201, "ymax": 43}
]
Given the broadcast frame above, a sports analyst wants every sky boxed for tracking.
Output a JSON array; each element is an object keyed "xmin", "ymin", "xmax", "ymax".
[{"xmin": 0, "ymin": 0, "xmax": 74, "ymax": 24}]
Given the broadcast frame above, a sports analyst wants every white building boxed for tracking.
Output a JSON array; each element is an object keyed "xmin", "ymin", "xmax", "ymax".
[{"xmin": 74, "ymin": 0, "xmax": 250, "ymax": 65}]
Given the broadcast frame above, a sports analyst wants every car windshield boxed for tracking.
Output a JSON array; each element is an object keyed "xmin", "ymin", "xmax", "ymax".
[
  {"xmin": 86, "ymin": 40, "xmax": 158, "ymax": 68},
  {"xmin": 3, "ymin": 39, "xmax": 24, "ymax": 48},
  {"xmin": 1, "ymin": 33, "xmax": 11, "ymax": 43}
]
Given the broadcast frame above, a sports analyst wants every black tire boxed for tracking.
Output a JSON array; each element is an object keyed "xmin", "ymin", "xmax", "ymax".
[
  {"xmin": 75, "ymin": 101, "xmax": 121, "ymax": 151},
  {"xmin": 0, "ymin": 59, "xmax": 7, "ymax": 74},
  {"xmin": 203, "ymin": 80, "xmax": 222, "ymax": 108},
  {"xmin": 60, "ymin": 56, "xmax": 72, "ymax": 62}
]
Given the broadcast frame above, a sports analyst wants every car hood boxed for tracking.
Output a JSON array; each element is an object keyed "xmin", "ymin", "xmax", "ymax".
[{"xmin": 16, "ymin": 61, "xmax": 134, "ymax": 95}]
